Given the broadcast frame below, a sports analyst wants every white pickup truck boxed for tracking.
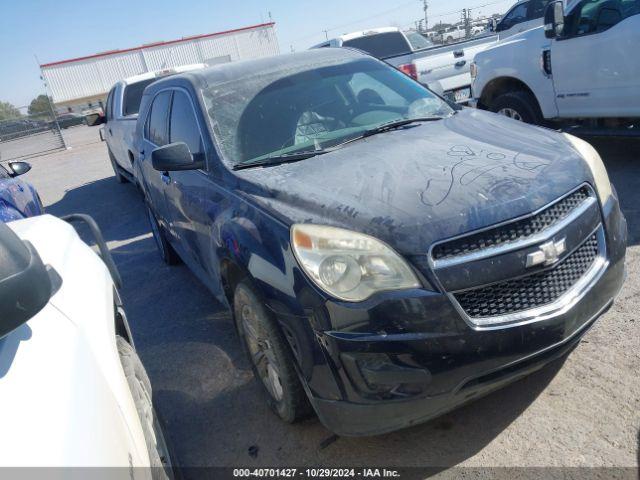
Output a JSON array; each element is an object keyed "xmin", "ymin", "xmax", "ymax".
[
  {"xmin": 101, "ymin": 64, "xmax": 206, "ymax": 183},
  {"xmin": 471, "ymin": 0, "xmax": 640, "ymax": 134}
]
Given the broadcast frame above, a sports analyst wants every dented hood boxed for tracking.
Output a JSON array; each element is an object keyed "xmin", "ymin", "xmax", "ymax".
[{"xmin": 235, "ymin": 109, "xmax": 592, "ymax": 254}]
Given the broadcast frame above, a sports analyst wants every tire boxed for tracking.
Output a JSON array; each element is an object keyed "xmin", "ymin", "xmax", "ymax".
[
  {"xmin": 233, "ymin": 280, "xmax": 312, "ymax": 423},
  {"xmin": 446, "ymin": 36, "xmax": 454, "ymax": 44},
  {"xmin": 146, "ymin": 203, "xmax": 180, "ymax": 265},
  {"xmin": 490, "ymin": 90, "xmax": 544, "ymax": 125},
  {"xmin": 108, "ymin": 148, "xmax": 127, "ymax": 184},
  {"xmin": 117, "ymin": 336, "xmax": 173, "ymax": 480}
]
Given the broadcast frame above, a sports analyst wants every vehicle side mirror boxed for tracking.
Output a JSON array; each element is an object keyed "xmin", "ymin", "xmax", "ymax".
[
  {"xmin": 544, "ymin": 0, "xmax": 565, "ymax": 38},
  {"xmin": 151, "ymin": 142, "xmax": 203, "ymax": 172},
  {"xmin": 0, "ymin": 222, "xmax": 53, "ymax": 339},
  {"xmin": 8, "ymin": 161, "xmax": 31, "ymax": 177},
  {"xmin": 85, "ymin": 113, "xmax": 105, "ymax": 126}
]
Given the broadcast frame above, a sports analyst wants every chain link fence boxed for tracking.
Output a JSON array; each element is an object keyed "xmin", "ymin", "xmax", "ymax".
[{"xmin": 0, "ymin": 111, "xmax": 68, "ymax": 161}]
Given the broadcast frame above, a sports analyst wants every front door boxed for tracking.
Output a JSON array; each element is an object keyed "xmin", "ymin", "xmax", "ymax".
[
  {"xmin": 551, "ymin": 0, "xmax": 640, "ymax": 117},
  {"xmin": 162, "ymin": 88, "xmax": 225, "ymax": 297}
]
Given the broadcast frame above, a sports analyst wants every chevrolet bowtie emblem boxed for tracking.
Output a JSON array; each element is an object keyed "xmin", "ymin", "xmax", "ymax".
[{"xmin": 526, "ymin": 238, "xmax": 567, "ymax": 268}]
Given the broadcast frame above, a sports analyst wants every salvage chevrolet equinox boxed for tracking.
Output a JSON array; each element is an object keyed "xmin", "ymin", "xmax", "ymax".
[{"xmin": 133, "ymin": 48, "xmax": 627, "ymax": 436}]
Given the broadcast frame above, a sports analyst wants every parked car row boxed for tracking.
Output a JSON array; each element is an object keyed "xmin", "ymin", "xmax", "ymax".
[{"xmin": 104, "ymin": 47, "xmax": 625, "ymax": 436}]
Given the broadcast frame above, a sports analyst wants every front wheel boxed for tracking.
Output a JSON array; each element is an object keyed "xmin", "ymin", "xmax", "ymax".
[
  {"xmin": 490, "ymin": 90, "xmax": 544, "ymax": 125},
  {"xmin": 117, "ymin": 336, "xmax": 173, "ymax": 479},
  {"xmin": 233, "ymin": 280, "xmax": 312, "ymax": 423}
]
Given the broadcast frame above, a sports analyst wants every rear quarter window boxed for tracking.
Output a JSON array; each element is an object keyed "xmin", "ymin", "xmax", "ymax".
[
  {"xmin": 123, "ymin": 79, "xmax": 156, "ymax": 116},
  {"xmin": 343, "ymin": 32, "xmax": 411, "ymax": 58}
]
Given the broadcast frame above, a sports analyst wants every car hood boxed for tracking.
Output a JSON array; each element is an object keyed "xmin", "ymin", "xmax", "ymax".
[{"xmin": 235, "ymin": 108, "xmax": 593, "ymax": 254}]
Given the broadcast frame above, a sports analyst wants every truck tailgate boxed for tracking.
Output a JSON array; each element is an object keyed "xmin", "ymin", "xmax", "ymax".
[{"xmin": 411, "ymin": 36, "xmax": 497, "ymax": 93}]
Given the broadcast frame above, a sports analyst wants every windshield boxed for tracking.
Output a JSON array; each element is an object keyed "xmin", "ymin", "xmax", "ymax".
[
  {"xmin": 201, "ymin": 57, "xmax": 453, "ymax": 167},
  {"xmin": 123, "ymin": 78, "xmax": 156, "ymax": 116},
  {"xmin": 404, "ymin": 31, "xmax": 434, "ymax": 50}
]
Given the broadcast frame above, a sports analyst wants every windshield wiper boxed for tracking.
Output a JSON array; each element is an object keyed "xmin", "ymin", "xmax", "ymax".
[
  {"xmin": 362, "ymin": 116, "xmax": 445, "ymax": 138},
  {"xmin": 232, "ymin": 116, "xmax": 448, "ymax": 171},
  {"xmin": 233, "ymin": 149, "xmax": 330, "ymax": 170}
]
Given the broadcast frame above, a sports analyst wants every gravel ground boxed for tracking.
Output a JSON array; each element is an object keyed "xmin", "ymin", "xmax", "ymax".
[{"xmin": 15, "ymin": 126, "xmax": 640, "ymax": 475}]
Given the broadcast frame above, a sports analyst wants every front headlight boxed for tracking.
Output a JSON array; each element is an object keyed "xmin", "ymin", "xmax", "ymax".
[
  {"xmin": 291, "ymin": 224, "xmax": 421, "ymax": 302},
  {"xmin": 563, "ymin": 133, "xmax": 612, "ymax": 205}
]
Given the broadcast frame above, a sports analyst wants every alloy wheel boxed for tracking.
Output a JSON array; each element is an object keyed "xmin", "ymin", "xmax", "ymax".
[
  {"xmin": 498, "ymin": 107, "xmax": 524, "ymax": 122},
  {"xmin": 241, "ymin": 303, "xmax": 284, "ymax": 401}
]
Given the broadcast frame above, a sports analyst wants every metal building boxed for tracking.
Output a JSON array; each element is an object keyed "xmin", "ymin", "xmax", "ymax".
[{"xmin": 40, "ymin": 22, "xmax": 279, "ymax": 113}]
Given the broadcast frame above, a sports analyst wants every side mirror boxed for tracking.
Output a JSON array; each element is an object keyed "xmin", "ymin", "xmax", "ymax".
[
  {"xmin": 151, "ymin": 142, "xmax": 204, "ymax": 172},
  {"xmin": 8, "ymin": 161, "xmax": 31, "ymax": 177},
  {"xmin": 544, "ymin": 0, "xmax": 565, "ymax": 38},
  {"xmin": 85, "ymin": 113, "xmax": 105, "ymax": 126},
  {"xmin": 0, "ymin": 222, "xmax": 53, "ymax": 339}
]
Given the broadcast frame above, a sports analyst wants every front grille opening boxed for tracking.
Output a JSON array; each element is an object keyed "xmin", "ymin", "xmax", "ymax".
[
  {"xmin": 454, "ymin": 234, "xmax": 599, "ymax": 319},
  {"xmin": 432, "ymin": 186, "xmax": 591, "ymax": 261}
]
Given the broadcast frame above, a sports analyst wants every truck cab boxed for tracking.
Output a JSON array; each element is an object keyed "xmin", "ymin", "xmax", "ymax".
[
  {"xmin": 103, "ymin": 64, "xmax": 206, "ymax": 183},
  {"xmin": 472, "ymin": 0, "xmax": 640, "ymax": 132}
]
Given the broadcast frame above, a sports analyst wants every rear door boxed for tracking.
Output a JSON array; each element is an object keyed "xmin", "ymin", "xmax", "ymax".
[
  {"xmin": 139, "ymin": 90, "xmax": 172, "ymax": 229},
  {"xmin": 551, "ymin": 0, "xmax": 640, "ymax": 117}
]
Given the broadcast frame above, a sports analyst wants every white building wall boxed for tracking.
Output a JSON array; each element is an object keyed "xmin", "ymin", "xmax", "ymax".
[{"xmin": 42, "ymin": 24, "xmax": 279, "ymax": 105}]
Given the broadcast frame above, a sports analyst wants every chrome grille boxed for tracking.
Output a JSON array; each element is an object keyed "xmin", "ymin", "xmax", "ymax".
[
  {"xmin": 432, "ymin": 186, "xmax": 591, "ymax": 261},
  {"xmin": 454, "ymin": 234, "xmax": 599, "ymax": 319}
]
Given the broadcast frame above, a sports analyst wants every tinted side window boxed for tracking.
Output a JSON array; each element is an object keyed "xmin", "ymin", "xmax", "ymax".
[
  {"xmin": 169, "ymin": 91, "xmax": 203, "ymax": 156},
  {"xmin": 343, "ymin": 32, "xmax": 411, "ymax": 58},
  {"xmin": 105, "ymin": 88, "xmax": 114, "ymax": 122},
  {"xmin": 528, "ymin": 0, "xmax": 550, "ymax": 19},
  {"xmin": 500, "ymin": 2, "xmax": 529, "ymax": 29},
  {"xmin": 123, "ymin": 79, "xmax": 156, "ymax": 116},
  {"xmin": 564, "ymin": 0, "xmax": 638, "ymax": 36},
  {"xmin": 147, "ymin": 91, "xmax": 171, "ymax": 146}
]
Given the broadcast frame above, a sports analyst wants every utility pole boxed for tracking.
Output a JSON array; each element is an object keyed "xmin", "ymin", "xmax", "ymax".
[
  {"xmin": 422, "ymin": 0, "xmax": 429, "ymax": 31},
  {"xmin": 462, "ymin": 8, "xmax": 472, "ymax": 38}
]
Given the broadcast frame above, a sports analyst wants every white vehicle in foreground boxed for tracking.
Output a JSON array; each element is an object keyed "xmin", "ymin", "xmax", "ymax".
[
  {"xmin": 0, "ymin": 214, "xmax": 172, "ymax": 477},
  {"xmin": 471, "ymin": 0, "xmax": 640, "ymax": 134},
  {"xmin": 101, "ymin": 64, "xmax": 206, "ymax": 183}
]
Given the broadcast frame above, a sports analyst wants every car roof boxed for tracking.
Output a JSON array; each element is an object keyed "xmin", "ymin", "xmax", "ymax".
[
  {"xmin": 149, "ymin": 48, "xmax": 369, "ymax": 92},
  {"xmin": 121, "ymin": 63, "xmax": 207, "ymax": 86}
]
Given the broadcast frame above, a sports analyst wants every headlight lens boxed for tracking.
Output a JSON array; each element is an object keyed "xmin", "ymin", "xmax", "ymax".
[
  {"xmin": 291, "ymin": 224, "xmax": 420, "ymax": 302},
  {"xmin": 563, "ymin": 133, "xmax": 612, "ymax": 205}
]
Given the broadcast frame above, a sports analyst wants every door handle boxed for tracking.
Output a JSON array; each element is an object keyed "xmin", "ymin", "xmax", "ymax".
[{"xmin": 455, "ymin": 60, "xmax": 466, "ymax": 68}]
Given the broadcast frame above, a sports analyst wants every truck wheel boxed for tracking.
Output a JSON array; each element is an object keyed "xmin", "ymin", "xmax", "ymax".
[
  {"xmin": 491, "ymin": 90, "xmax": 543, "ymax": 125},
  {"xmin": 108, "ymin": 148, "xmax": 127, "ymax": 184},
  {"xmin": 446, "ymin": 36, "xmax": 454, "ymax": 43},
  {"xmin": 233, "ymin": 280, "xmax": 312, "ymax": 423},
  {"xmin": 117, "ymin": 336, "xmax": 174, "ymax": 479},
  {"xmin": 146, "ymin": 203, "xmax": 180, "ymax": 265}
]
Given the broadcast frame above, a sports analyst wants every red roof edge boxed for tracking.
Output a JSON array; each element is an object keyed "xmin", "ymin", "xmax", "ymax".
[{"xmin": 40, "ymin": 22, "xmax": 276, "ymax": 68}]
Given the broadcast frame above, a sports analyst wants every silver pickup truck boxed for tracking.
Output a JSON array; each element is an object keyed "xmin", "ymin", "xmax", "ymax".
[
  {"xmin": 99, "ymin": 64, "xmax": 206, "ymax": 183},
  {"xmin": 311, "ymin": 6, "xmax": 549, "ymax": 105},
  {"xmin": 312, "ymin": 27, "xmax": 498, "ymax": 104}
]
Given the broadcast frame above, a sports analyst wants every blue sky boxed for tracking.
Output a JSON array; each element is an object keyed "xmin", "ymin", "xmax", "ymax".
[{"xmin": 0, "ymin": 0, "xmax": 513, "ymax": 108}]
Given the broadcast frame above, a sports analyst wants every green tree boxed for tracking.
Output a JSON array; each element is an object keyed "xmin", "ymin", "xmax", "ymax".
[
  {"xmin": 0, "ymin": 101, "xmax": 22, "ymax": 121},
  {"xmin": 28, "ymin": 94, "xmax": 53, "ymax": 117}
]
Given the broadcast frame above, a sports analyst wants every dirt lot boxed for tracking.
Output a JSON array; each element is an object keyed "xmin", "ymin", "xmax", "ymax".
[{"xmin": 17, "ymin": 126, "xmax": 640, "ymax": 475}]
